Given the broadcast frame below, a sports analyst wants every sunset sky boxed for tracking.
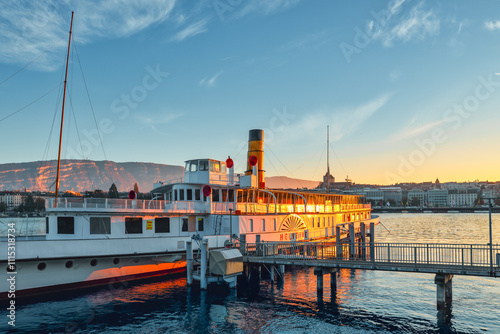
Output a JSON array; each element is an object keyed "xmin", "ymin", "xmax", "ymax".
[{"xmin": 1, "ymin": 0, "xmax": 500, "ymax": 185}]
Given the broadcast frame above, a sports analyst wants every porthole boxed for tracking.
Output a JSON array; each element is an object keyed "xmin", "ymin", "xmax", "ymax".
[
  {"xmin": 38, "ymin": 262, "xmax": 47, "ymax": 271},
  {"xmin": 6, "ymin": 264, "xmax": 16, "ymax": 272},
  {"xmin": 133, "ymin": 258, "xmax": 140, "ymax": 263},
  {"xmin": 65, "ymin": 261, "xmax": 73, "ymax": 269},
  {"xmin": 113, "ymin": 258, "xmax": 120, "ymax": 265},
  {"xmin": 90, "ymin": 259, "xmax": 98, "ymax": 266}
]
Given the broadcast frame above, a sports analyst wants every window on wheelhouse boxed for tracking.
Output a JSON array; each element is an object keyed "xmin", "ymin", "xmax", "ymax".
[
  {"xmin": 190, "ymin": 161, "xmax": 198, "ymax": 172},
  {"xmin": 198, "ymin": 218, "xmax": 204, "ymax": 232},
  {"xmin": 187, "ymin": 189, "xmax": 193, "ymax": 201},
  {"xmin": 210, "ymin": 161, "xmax": 220, "ymax": 173},
  {"xmin": 57, "ymin": 217, "xmax": 74, "ymax": 234},
  {"xmin": 181, "ymin": 218, "xmax": 189, "ymax": 232},
  {"xmin": 45, "ymin": 217, "xmax": 49, "ymax": 234},
  {"xmin": 179, "ymin": 189, "xmax": 185, "ymax": 201},
  {"xmin": 155, "ymin": 217, "xmax": 170, "ymax": 233},
  {"xmin": 174, "ymin": 190, "xmax": 178, "ymax": 201},
  {"xmin": 125, "ymin": 217, "xmax": 143, "ymax": 234},
  {"xmin": 90, "ymin": 217, "xmax": 111, "ymax": 234},
  {"xmin": 199, "ymin": 160, "xmax": 209, "ymax": 171},
  {"xmin": 195, "ymin": 189, "xmax": 201, "ymax": 201},
  {"xmin": 212, "ymin": 189, "xmax": 220, "ymax": 202}
]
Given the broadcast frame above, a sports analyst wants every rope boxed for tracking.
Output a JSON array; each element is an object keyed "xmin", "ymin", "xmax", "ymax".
[
  {"xmin": 0, "ymin": 37, "xmax": 64, "ymax": 87},
  {"xmin": 0, "ymin": 83, "xmax": 62, "ymax": 123}
]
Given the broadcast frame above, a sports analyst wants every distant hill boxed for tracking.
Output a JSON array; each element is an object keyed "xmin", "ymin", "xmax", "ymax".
[
  {"xmin": 0, "ymin": 160, "xmax": 320, "ymax": 193},
  {"xmin": 0, "ymin": 160, "xmax": 184, "ymax": 193}
]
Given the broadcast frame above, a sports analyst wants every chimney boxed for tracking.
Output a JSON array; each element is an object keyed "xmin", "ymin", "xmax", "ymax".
[{"xmin": 246, "ymin": 129, "xmax": 265, "ymax": 188}]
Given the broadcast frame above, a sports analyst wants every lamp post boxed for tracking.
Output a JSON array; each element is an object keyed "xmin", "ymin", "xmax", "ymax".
[
  {"xmin": 484, "ymin": 197, "xmax": 496, "ymax": 275},
  {"xmin": 229, "ymin": 208, "xmax": 233, "ymax": 247}
]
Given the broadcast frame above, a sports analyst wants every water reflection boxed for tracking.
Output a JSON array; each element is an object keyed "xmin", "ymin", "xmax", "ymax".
[{"xmin": 2, "ymin": 214, "xmax": 500, "ymax": 333}]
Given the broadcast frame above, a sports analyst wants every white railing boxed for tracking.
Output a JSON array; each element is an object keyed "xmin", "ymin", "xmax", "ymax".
[{"xmin": 242, "ymin": 241, "xmax": 500, "ymax": 273}]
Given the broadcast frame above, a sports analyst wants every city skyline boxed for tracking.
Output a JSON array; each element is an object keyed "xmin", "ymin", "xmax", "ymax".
[{"xmin": 1, "ymin": 1, "xmax": 500, "ymax": 185}]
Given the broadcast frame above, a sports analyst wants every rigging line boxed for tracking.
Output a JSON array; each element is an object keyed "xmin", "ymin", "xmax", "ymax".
[
  {"xmin": 67, "ymin": 90, "xmax": 95, "ymax": 190},
  {"xmin": 0, "ymin": 37, "xmax": 64, "ymax": 87},
  {"xmin": 0, "ymin": 83, "xmax": 63, "ymax": 123},
  {"xmin": 264, "ymin": 151, "xmax": 288, "ymax": 189},
  {"xmin": 39, "ymin": 66, "xmax": 66, "ymax": 191},
  {"xmin": 312, "ymin": 142, "xmax": 326, "ymax": 182},
  {"xmin": 73, "ymin": 41, "xmax": 109, "ymax": 163},
  {"xmin": 264, "ymin": 143, "xmax": 305, "ymax": 189},
  {"xmin": 329, "ymin": 144, "xmax": 348, "ymax": 178}
]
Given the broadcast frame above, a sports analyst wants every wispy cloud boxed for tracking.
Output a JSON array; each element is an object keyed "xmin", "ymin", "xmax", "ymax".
[
  {"xmin": 388, "ymin": 118, "xmax": 444, "ymax": 142},
  {"xmin": 200, "ymin": 71, "xmax": 222, "ymax": 88},
  {"xmin": 135, "ymin": 112, "xmax": 183, "ymax": 134},
  {"xmin": 278, "ymin": 30, "xmax": 329, "ymax": 52},
  {"xmin": 274, "ymin": 93, "xmax": 393, "ymax": 149},
  {"xmin": 172, "ymin": 19, "xmax": 208, "ymax": 41},
  {"xmin": 369, "ymin": 1, "xmax": 439, "ymax": 47},
  {"xmin": 485, "ymin": 20, "xmax": 500, "ymax": 31},
  {"xmin": 235, "ymin": 0, "xmax": 302, "ymax": 18},
  {"xmin": 0, "ymin": 0, "xmax": 176, "ymax": 71}
]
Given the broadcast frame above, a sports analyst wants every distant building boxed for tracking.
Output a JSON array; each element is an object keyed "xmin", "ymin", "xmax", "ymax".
[
  {"xmin": 427, "ymin": 189, "xmax": 448, "ymax": 207},
  {"xmin": 0, "ymin": 193, "xmax": 23, "ymax": 210},
  {"xmin": 380, "ymin": 187, "xmax": 402, "ymax": 205},
  {"xmin": 448, "ymin": 188, "xmax": 479, "ymax": 207},
  {"xmin": 364, "ymin": 189, "xmax": 384, "ymax": 205},
  {"xmin": 408, "ymin": 189, "xmax": 426, "ymax": 206}
]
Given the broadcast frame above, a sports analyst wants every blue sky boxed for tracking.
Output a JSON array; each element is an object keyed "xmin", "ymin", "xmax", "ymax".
[{"xmin": 1, "ymin": 0, "xmax": 500, "ymax": 185}]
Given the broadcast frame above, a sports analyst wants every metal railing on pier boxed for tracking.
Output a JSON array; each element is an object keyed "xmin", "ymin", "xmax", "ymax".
[{"xmin": 240, "ymin": 241, "xmax": 500, "ymax": 277}]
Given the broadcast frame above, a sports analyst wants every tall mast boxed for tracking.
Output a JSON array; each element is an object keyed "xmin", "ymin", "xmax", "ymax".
[
  {"xmin": 327, "ymin": 125, "xmax": 330, "ymax": 193},
  {"xmin": 55, "ymin": 11, "xmax": 74, "ymax": 202}
]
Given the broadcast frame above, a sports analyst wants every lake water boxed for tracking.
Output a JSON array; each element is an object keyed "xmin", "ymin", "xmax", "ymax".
[{"xmin": 1, "ymin": 213, "xmax": 499, "ymax": 333}]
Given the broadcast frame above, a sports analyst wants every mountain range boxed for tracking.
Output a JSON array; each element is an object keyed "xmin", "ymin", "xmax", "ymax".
[{"xmin": 0, "ymin": 160, "xmax": 319, "ymax": 192}]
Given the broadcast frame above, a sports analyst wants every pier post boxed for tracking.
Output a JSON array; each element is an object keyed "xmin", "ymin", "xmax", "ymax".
[
  {"xmin": 186, "ymin": 240, "xmax": 193, "ymax": 285},
  {"xmin": 240, "ymin": 234, "xmax": 246, "ymax": 255},
  {"xmin": 335, "ymin": 226, "xmax": 342, "ymax": 259},
  {"xmin": 256, "ymin": 235, "xmax": 261, "ymax": 256},
  {"xmin": 330, "ymin": 270, "xmax": 337, "ymax": 294},
  {"xmin": 314, "ymin": 267, "xmax": 324, "ymax": 292},
  {"xmin": 434, "ymin": 273, "xmax": 453, "ymax": 310},
  {"xmin": 360, "ymin": 222, "xmax": 366, "ymax": 260},
  {"xmin": 370, "ymin": 222, "xmax": 375, "ymax": 261},
  {"xmin": 349, "ymin": 223, "xmax": 355, "ymax": 258},
  {"xmin": 270, "ymin": 265, "xmax": 275, "ymax": 282},
  {"xmin": 278, "ymin": 264, "xmax": 285, "ymax": 282},
  {"xmin": 200, "ymin": 239, "xmax": 208, "ymax": 289}
]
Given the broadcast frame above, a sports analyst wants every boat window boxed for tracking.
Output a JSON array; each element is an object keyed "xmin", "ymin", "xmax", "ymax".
[
  {"xmin": 250, "ymin": 219, "xmax": 253, "ymax": 232},
  {"xmin": 221, "ymin": 163, "xmax": 226, "ymax": 174},
  {"xmin": 181, "ymin": 218, "xmax": 189, "ymax": 232},
  {"xmin": 274, "ymin": 218, "xmax": 277, "ymax": 231},
  {"xmin": 125, "ymin": 217, "xmax": 142, "ymax": 234},
  {"xmin": 228, "ymin": 189, "xmax": 234, "ymax": 202},
  {"xmin": 190, "ymin": 161, "xmax": 198, "ymax": 172},
  {"xmin": 198, "ymin": 218, "xmax": 204, "ymax": 232},
  {"xmin": 45, "ymin": 217, "xmax": 49, "ymax": 234},
  {"xmin": 199, "ymin": 160, "xmax": 209, "ymax": 171},
  {"xmin": 195, "ymin": 189, "xmax": 201, "ymax": 201},
  {"xmin": 212, "ymin": 189, "xmax": 220, "ymax": 202},
  {"xmin": 90, "ymin": 217, "xmax": 111, "ymax": 234},
  {"xmin": 210, "ymin": 160, "xmax": 220, "ymax": 173},
  {"xmin": 185, "ymin": 162, "xmax": 190, "ymax": 171},
  {"xmin": 57, "ymin": 217, "xmax": 74, "ymax": 234},
  {"xmin": 221, "ymin": 189, "xmax": 228, "ymax": 202},
  {"xmin": 155, "ymin": 217, "xmax": 170, "ymax": 233},
  {"xmin": 262, "ymin": 219, "xmax": 265, "ymax": 232},
  {"xmin": 179, "ymin": 189, "xmax": 185, "ymax": 201},
  {"xmin": 187, "ymin": 189, "xmax": 193, "ymax": 201}
]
